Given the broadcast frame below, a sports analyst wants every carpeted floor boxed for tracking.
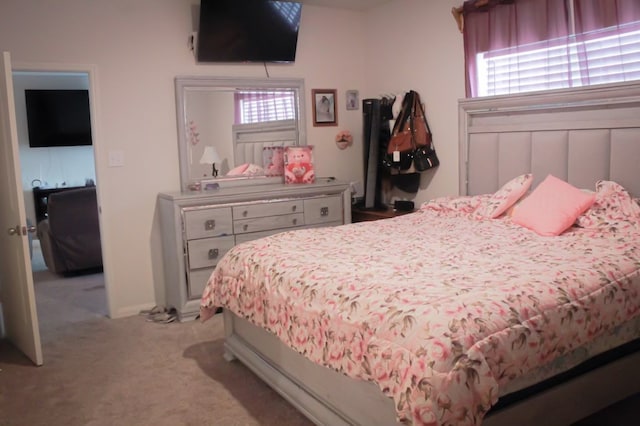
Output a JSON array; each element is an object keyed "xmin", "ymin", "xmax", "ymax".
[
  {"xmin": 0, "ymin": 241, "xmax": 312, "ymax": 426},
  {"xmin": 0, "ymin": 313, "xmax": 312, "ymax": 426},
  {"xmin": 0, "ymin": 243, "xmax": 638, "ymax": 426}
]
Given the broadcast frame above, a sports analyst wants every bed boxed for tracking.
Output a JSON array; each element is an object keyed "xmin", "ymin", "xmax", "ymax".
[
  {"xmin": 225, "ymin": 119, "xmax": 297, "ymax": 177},
  {"xmin": 200, "ymin": 81, "xmax": 640, "ymax": 426}
]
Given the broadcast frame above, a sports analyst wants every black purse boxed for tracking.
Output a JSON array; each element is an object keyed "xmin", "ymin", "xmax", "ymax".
[
  {"xmin": 382, "ymin": 150, "xmax": 414, "ymax": 171},
  {"xmin": 414, "ymin": 146, "xmax": 439, "ymax": 171},
  {"xmin": 412, "ymin": 96, "xmax": 440, "ymax": 172}
]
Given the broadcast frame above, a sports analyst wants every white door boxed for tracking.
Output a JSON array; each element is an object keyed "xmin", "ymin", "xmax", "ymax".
[{"xmin": 0, "ymin": 51, "xmax": 43, "ymax": 366}]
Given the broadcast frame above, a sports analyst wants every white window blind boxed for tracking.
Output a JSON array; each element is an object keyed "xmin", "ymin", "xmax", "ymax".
[
  {"xmin": 477, "ymin": 23, "xmax": 640, "ymax": 96},
  {"xmin": 237, "ymin": 91, "xmax": 296, "ymax": 124}
]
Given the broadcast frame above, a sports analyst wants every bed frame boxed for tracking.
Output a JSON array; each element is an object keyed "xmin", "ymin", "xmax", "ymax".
[
  {"xmin": 221, "ymin": 81, "xmax": 640, "ymax": 425},
  {"xmin": 232, "ymin": 119, "xmax": 297, "ymax": 168}
]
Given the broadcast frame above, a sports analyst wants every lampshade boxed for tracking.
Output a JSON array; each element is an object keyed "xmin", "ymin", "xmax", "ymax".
[{"xmin": 199, "ymin": 146, "xmax": 221, "ymax": 165}]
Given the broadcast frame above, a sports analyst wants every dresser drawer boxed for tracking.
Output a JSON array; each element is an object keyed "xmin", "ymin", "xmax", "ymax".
[
  {"xmin": 187, "ymin": 235, "xmax": 235, "ymax": 270},
  {"xmin": 234, "ymin": 226, "xmax": 303, "ymax": 245},
  {"xmin": 233, "ymin": 200, "xmax": 303, "ymax": 220},
  {"xmin": 188, "ymin": 267, "xmax": 214, "ymax": 300},
  {"xmin": 234, "ymin": 213, "xmax": 304, "ymax": 234},
  {"xmin": 304, "ymin": 196, "xmax": 343, "ymax": 225},
  {"xmin": 184, "ymin": 207, "xmax": 233, "ymax": 240}
]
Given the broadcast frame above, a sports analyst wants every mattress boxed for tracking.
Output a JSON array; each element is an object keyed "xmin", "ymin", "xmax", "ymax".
[{"xmin": 201, "ymin": 181, "xmax": 640, "ymax": 426}]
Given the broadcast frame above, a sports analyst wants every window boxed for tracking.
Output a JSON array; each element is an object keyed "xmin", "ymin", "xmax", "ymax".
[
  {"xmin": 463, "ymin": 0, "xmax": 640, "ymax": 98},
  {"xmin": 235, "ymin": 91, "xmax": 296, "ymax": 124},
  {"xmin": 478, "ymin": 22, "xmax": 640, "ymax": 96}
]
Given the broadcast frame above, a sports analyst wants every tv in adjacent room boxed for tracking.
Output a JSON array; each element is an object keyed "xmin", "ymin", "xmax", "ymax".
[
  {"xmin": 25, "ymin": 89, "xmax": 93, "ymax": 148},
  {"xmin": 196, "ymin": 0, "xmax": 302, "ymax": 63}
]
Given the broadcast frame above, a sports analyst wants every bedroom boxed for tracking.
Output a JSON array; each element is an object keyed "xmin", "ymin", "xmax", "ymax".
[{"xmin": 1, "ymin": 0, "xmax": 639, "ymax": 425}]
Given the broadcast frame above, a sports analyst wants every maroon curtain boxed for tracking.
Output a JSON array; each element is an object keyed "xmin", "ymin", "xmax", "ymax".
[
  {"xmin": 574, "ymin": 0, "xmax": 640, "ymax": 31},
  {"xmin": 462, "ymin": 0, "xmax": 640, "ymax": 97}
]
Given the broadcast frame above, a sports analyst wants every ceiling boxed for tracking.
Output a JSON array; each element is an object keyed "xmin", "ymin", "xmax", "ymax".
[{"xmin": 298, "ymin": 0, "xmax": 392, "ymax": 11}]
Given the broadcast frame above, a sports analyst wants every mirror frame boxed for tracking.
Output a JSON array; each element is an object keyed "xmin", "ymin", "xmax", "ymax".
[{"xmin": 175, "ymin": 76, "xmax": 307, "ymax": 191}]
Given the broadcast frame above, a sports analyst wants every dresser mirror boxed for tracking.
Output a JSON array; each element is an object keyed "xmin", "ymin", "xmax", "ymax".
[{"xmin": 175, "ymin": 76, "xmax": 307, "ymax": 191}]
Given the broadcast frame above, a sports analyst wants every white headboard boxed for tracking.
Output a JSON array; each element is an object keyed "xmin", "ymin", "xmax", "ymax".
[
  {"xmin": 232, "ymin": 119, "xmax": 298, "ymax": 168},
  {"xmin": 459, "ymin": 82, "xmax": 640, "ymax": 198}
]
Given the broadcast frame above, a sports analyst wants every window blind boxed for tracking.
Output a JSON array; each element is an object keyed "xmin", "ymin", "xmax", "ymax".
[{"xmin": 478, "ymin": 24, "xmax": 640, "ymax": 96}]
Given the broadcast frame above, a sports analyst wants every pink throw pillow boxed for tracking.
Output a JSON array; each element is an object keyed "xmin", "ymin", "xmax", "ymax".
[
  {"xmin": 226, "ymin": 163, "xmax": 250, "ymax": 176},
  {"xmin": 512, "ymin": 174, "xmax": 596, "ymax": 236},
  {"xmin": 475, "ymin": 173, "xmax": 533, "ymax": 219}
]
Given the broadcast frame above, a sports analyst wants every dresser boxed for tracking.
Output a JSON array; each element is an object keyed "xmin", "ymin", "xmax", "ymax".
[{"xmin": 158, "ymin": 179, "xmax": 351, "ymax": 321}]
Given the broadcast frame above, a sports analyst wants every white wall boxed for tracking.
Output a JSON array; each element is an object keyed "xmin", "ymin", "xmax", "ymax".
[
  {"xmin": 0, "ymin": 0, "xmax": 466, "ymax": 317},
  {"xmin": 364, "ymin": 0, "xmax": 466, "ymax": 206},
  {"xmin": 12, "ymin": 72, "xmax": 97, "ymax": 225}
]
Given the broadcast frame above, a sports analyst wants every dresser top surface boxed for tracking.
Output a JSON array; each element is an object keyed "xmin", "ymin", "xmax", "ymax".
[{"xmin": 159, "ymin": 178, "xmax": 349, "ymax": 204}]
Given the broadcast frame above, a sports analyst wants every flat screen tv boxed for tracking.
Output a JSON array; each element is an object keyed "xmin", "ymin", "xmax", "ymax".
[
  {"xmin": 25, "ymin": 89, "xmax": 92, "ymax": 148},
  {"xmin": 197, "ymin": 0, "xmax": 302, "ymax": 63}
]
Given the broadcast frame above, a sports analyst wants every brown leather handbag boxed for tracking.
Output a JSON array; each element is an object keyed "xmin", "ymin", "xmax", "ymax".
[
  {"xmin": 387, "ymin": 91, "xmax": 431, "ymax": 152},
  {"xmin": 384, "ymin": 90, "xmax": 438, "ymax": 172}
]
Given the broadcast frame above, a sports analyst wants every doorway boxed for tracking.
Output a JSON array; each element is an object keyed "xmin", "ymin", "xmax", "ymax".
[{"xmin": 11, "ymin": 66, "xmax": 111, "ymax": 344}]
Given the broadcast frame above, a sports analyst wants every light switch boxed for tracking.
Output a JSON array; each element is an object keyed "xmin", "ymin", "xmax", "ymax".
[{"xmin": 108, "ymin": 150, "xmax": 125, "ymax": 167}]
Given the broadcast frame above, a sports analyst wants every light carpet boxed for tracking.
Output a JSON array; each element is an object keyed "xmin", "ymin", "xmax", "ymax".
[{"xmin": 0, "ymin": 313, "xmax": 313, "ymax": 426}]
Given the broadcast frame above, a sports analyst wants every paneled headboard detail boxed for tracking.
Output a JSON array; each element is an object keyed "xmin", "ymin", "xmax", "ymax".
[
  {"xmin": 233, "ymin": 119, "xmax": 298, "ymax": 168},
  {"xmin": 459, "ymin": 82, "xmax": 640, "ymax": 198}
]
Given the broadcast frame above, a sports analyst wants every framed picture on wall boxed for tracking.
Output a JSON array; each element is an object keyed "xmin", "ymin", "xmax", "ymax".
[
  {"xmin": 346, "ymin": 90, "xmax": 359, "ymax": 110},
  {"xmin": 311, "ymin": 89, "xmax": 337, "ymax": 126}
]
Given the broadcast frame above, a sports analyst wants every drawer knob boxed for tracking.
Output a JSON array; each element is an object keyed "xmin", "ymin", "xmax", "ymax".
[
  {"xmin": 292, "ymin": 218, "xmax": 298, "ymax": 225},
  {"xmin": 243, "ymin": 224, "xmax": 248, "ymax": 231},
  {"xmin": 242, "ymin": 210, "xmax": 248, "ymax": 217},
  {"xmin": 205, "ymin": 219, "xmax": 216, "ymax": 230},
  {"xmin": 291, "ymin": 205, "xmax": 297, "ymax": 212},
  {"xmin": 208, "ymin": 248, "xmax": 219, "ymax": 259},
  {"xmin": 320, "ymin": 207, "xmax": 329, "ymax": 217}
]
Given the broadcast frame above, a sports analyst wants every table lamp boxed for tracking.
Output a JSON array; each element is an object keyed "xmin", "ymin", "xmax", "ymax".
[{"xmin": 200, "ymin": 146, "xmax": 221, "ymax": 178}]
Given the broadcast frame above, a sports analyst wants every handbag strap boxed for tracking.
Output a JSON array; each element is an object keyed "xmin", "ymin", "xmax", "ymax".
[
  {"xmin": 408, "ymin": 93, "xmax": 418, "ymax": 150},
  {"xmin": 390, "ymin": 91, "xmax": 414, "ymax": 137},
  {"xmin": 414, "ymin": 92, "xmax": 435, "ymax": 149}
]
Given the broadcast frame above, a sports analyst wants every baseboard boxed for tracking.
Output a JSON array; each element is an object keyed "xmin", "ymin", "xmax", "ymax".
[{"xmin": 111, "ymin": 302, "xmax": 157, "ymax": 319}]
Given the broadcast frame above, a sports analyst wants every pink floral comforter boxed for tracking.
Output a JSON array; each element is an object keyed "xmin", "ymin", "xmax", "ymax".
[{"xmin": 201, "ymin": 181, "xmax": 640, "ymax": 425}]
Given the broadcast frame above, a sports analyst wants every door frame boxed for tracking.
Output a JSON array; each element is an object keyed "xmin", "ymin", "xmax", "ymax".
[{"xmin": 12, "ymin": 61, "xmax": 113, "ymax": 319}]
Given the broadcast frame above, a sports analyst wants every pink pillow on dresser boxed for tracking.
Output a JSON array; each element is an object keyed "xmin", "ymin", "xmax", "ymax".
[
  {"xmin": 512, "ymin": 174, "xmax": 596, "ymax": 236},
  {"xmin": 476, "ymin": 173, "xmax": 533, "ymax": 219},
  {"xmin": 226, "ymin": 163, "xmax": 250, "ymax": 176}
]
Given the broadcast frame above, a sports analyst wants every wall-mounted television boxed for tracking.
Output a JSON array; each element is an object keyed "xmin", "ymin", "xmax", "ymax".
[
  {"xmin": 25, "ymin": 89, "xmax": 93, "ymax": 148},
  {"xmin": 197, "ymin": 0, "xmax": 302, "ymax": 63}
]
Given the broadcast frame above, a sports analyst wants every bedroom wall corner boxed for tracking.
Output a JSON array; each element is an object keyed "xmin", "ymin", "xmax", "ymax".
[{"xmin": 363, "ymin": 0, "xmax": 465, "ymax": 206}]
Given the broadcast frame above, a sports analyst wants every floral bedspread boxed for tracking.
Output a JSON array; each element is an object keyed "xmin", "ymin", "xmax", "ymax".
[{"xmin": 200, "ymin": 181, "xmax": 640, "ymax": 426}]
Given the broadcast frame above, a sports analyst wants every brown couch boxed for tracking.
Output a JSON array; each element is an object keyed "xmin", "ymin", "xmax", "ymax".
[{"xmin": 37, "ymin": 187, "xmax": 103, "ymax": 274}]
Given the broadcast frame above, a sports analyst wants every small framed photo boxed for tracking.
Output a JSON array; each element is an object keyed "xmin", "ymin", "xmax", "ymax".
[
  {"xmin": 311, "ymin": 89, "xmax": 337, "ymax": 127},
  {"xmin": 346, "ymin": 90, "xmax": 359, "ymax": 110}
]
